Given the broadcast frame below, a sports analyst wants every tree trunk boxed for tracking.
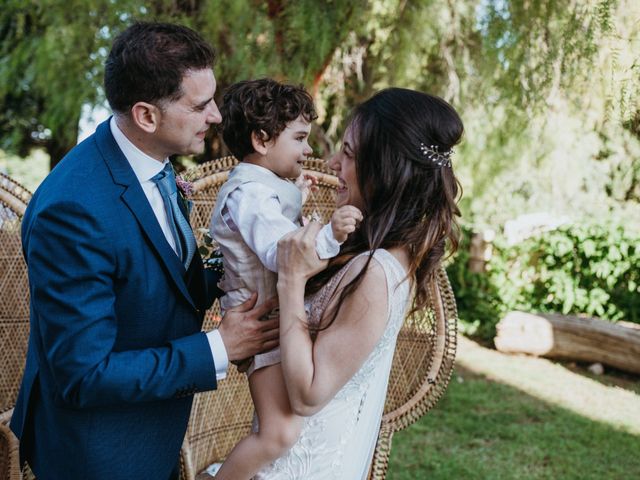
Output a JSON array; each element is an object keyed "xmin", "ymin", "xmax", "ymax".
[
  {"xmin": 46, "ymin": 139, "xmax": 73, "ymax": 171},
  {"xmin": 494, "ymin": 311, "xmax": 640, "ymax": 374}
]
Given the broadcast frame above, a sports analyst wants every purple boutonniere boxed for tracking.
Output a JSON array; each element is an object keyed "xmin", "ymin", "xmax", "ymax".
[
  {"xmin": 175, "ymin": 175, "xmax": 194, "ymax": 215},
  {"xmin": 175, "ymin": 175, "xmax": 194, "ymax": 197}
]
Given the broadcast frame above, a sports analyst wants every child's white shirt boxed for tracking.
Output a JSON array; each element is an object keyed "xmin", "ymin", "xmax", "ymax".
[{"xmin": 222, "ymin": 163, "xmax": 340, "ymax": 272}]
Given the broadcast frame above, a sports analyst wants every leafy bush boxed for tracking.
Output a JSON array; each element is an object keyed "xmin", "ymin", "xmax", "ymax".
[
  {"xmin": 445, "ymin": 226, "xmax": 506, "ymax": 339},
  {"xmin": 447, "ymin": 223, "xmax": 640, "ymax": 340}
]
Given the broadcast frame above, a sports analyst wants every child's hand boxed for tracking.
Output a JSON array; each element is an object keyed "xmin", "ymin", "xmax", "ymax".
[
  {"xmin": 295, "ymin": 173, "xmax": 319, "ymax": 204},
  {"xmin": 330, "ymin": 206, "xmax": 363, "ymax": 243}
]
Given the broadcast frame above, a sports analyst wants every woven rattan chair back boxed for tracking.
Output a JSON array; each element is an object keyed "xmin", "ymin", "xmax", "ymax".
[
  {"xmin": 0, "ymin": 174, "xmax": 33, "ymax": 480},
  {"xmin": 180, "ymin": 157, "xmax": 458, "ymax": 480},
  {"xmin": 0, "ymin": 174, "xmax": 32, "ymax": 412}
]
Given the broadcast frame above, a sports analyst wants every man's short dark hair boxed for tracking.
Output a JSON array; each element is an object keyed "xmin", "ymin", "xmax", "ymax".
[
  {"xmin": 220, "ymin": 78, "xmax": 317, "ymax": 160},
  {"xmin": 104, "ymin": 22, "xmax": 215, "ymax": 114}
]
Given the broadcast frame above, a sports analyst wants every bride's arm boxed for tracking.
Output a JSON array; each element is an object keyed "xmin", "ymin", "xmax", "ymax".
[{"xmin": 277, "ymin": 223, "xmax": 389, "ymax": 416}]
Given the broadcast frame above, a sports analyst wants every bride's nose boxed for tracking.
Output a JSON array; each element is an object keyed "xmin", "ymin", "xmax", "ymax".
[{"xmin": 327, "ymin": 154, "xmax": 339, "ymax": 172}]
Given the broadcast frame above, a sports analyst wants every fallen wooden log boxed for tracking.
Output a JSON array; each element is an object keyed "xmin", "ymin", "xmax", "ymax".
[{"xmin": 494, "ymin": 311, "xmax": 640, "ymax": 375}]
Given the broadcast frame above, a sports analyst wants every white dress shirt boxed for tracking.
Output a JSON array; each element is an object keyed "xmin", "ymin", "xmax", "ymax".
[
  {"xmin": 110, "ymin": 117, "xmax": 228, "ymax": 380},
  {"xmin": 224, "ymin": 163, "xmax": 340, "ymax": 271}
]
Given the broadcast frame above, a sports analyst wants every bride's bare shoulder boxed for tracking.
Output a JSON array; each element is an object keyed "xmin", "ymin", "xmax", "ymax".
[{"xmin": 338, "ymin": 252, "xmax": 388, "ymax": 289}]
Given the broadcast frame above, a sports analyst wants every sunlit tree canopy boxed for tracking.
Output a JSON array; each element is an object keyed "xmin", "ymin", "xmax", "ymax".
[{"xmin": 1, "ymin": 0, "xmax": 638, "ymax": 228}]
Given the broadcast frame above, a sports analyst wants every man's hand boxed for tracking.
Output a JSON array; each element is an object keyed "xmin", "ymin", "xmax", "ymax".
[{"xmin": 217, "ymin": 293, "xmax": 279, "ymax": 362}]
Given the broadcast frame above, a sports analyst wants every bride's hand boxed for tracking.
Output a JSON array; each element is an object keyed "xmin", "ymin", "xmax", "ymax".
[{"xmin": 277, "ymin": 221, "xmax": 328, "ymax": 281}]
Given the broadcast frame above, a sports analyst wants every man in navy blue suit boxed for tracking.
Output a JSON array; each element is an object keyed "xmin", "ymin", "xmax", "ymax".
[{"xmin": 10, "ymin": 22, "xmax": 278, "ymax": 479}]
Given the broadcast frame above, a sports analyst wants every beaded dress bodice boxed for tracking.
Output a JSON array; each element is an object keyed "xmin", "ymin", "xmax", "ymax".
[{"xmin": 254, "ymin": 249, "xmax": 410, "ymax": 480}]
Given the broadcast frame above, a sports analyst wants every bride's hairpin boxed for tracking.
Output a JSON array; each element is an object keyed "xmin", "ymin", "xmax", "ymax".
[{"xmin": 419, "ymin": 143, "xmax": 453, "ymax": 168}]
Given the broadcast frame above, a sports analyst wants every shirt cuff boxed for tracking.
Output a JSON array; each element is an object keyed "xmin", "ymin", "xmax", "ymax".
[
  {"xmin": 316, "ymin": 223, "xmax": 341, "ymax": 260},
  {"xmin": 206, "ymin": 329, "xmax": 229, "ymax": 381}
]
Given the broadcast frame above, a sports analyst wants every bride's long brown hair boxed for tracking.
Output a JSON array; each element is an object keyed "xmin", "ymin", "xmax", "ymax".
[{"xmin": 306, "ymin": 88, "xmax": 463, "ymax": 329}]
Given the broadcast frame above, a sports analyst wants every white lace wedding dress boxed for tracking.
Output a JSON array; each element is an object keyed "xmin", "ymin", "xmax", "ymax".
[{"xmin": 254, "ymin": 249, "xmax": 410, "ymax": 480}]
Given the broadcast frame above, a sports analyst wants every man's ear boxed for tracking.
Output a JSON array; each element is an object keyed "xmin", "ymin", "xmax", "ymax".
[
  {"xmin": 130, "ymin": 102, "xmax": 161, "ymax": 133},
  {"xmin": 251, "ymin": 129, "xmax": 271, "ymax": 155}
]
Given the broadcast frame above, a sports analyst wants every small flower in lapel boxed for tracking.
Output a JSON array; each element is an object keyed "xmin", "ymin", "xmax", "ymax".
[
  {"xmin": 176, "ymin": 175, "xmax": 194, "ymax": 197},
  {"xmin": 175, "ymin": 174, "xmax": 194, "ymax": 215}
]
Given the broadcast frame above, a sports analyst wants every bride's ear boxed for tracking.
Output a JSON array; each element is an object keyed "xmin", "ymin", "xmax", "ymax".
[
  {"xmin": 251, "ymin": 130, "xmax": 271, "ymax": 155},
  {"xmin": 130, "ymin": 102, "xmax": 161, "ymax": 133}
]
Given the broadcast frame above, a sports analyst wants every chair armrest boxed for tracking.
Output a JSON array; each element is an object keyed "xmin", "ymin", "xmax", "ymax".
[{"xmin": 0, "ymin": 408, "xmax": 22, "ymax": 480}]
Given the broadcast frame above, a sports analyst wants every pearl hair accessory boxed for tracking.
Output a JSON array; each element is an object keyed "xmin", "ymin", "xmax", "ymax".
[{"xmin": 419, "ymin": 142, "xmax": 453, "ymax": 168}]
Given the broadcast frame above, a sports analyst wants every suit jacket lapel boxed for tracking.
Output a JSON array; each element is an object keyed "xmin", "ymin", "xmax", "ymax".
[{"xmin": 94, "ymin": 119, "xmax": 196, "ymax": 310}]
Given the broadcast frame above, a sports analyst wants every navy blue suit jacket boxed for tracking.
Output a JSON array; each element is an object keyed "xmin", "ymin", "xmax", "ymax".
[{"xmin": 11, "ymin": 120, "xmax": 222, "ymax": 479}]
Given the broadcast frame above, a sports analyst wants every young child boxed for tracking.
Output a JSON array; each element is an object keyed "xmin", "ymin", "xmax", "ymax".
[{"xmin": 209, "ymin": 78, "xmax": 362, "ymax": 479}]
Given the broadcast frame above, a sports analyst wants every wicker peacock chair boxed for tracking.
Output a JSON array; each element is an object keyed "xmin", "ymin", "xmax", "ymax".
[
  {"xmin": 0, "ymin": 173, "xmax": 33, "ymax": 480},
  {"xmin": 179, "ymin": 157, "xmax": 458, "ymax": 479}
]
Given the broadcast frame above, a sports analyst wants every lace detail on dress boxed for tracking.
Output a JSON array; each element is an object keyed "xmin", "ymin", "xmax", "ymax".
[
  {"xmin": 305, "ymin": 253, "xmax": 355, "ymax": 331},
  {"xmin": 254, "ymin": 249, "xmax": 410, "ymax": 480}
]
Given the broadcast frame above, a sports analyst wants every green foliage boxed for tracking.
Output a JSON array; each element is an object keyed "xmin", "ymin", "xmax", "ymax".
[
  {"xmin": 0, "ymin": 0, "xmax": 143, "ymax": 164},
  {"xmin": 459, "ymin": 0, "xmax": 640, "ymax": 228},
  {"xmin": 479, "ymin": 0, "xmax": 616, "ymax": 111},
  {"xmin": 449, "ymin": 222, "xmax": 640, "ymax": 340},
  {"xmin": 493, "ymin": 223, "xmax": 640, "ymax": 320},
  {"xmin": 0, "ymin": 0, "xmax": 368, "ymax": 166},
  {"xmin": 311, "ymin": 0, "xmax": 640, "ymax": 228},
  {"xmin": 198, "ymin": 0, "xmax": 367, "ymax": 87},
  {"xmin": 446, "ymin": 227, "xmax": 506, "ymax": 339},
  {"xmin": 1, "ymin": 0, "xmax": 639, "ymax": 237},
  {"xmin": 0, "ymin": 148, "xmax": 48, "ymax": 192}
]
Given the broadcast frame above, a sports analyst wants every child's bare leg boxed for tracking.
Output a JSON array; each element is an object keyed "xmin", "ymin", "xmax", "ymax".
[{"xmin": 214, "ymin": 363, "xmax": 303, "ymax": 480}]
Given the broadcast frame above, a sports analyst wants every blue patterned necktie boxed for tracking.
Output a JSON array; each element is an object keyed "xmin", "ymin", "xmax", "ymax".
[{"xmin": 151, "ymin": 163, "xmax": 196, "ymax": 269}]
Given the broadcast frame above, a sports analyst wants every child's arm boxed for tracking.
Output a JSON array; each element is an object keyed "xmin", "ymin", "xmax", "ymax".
[
  {"xmin": 225, "ymin": 184, "xmax": 363, "ymax": 271},
  {"xmin": 225, "ymin": 182, "xmax": 300, "ymax": 272},
  {"xmin": 330, "ymin": 206, "xmax": 363, "ymax": 243},
  {"xmin": 295, "ymin": 173, "xmax": 318, "ymax": 205},
  {"xmin": 313, "ymin": 205, "xmax": 363, "ymax": 259}
]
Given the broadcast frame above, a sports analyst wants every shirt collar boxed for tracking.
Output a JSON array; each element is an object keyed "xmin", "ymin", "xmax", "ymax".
[
  {"xmin": 236, "ymin": 161, "xmax": 280, "ymax": 179},
  {"xmin": 110, "ymin": 117, "xmax": 168, "ymax": 182}
]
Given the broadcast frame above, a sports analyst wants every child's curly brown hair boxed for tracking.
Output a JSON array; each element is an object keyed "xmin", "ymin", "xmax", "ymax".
[{"xmin": 220, "ymin": 78, "xmax": 317, "ymax": 160}]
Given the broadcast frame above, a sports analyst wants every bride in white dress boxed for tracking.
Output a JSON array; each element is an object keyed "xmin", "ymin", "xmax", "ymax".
[{"xmin": 252, "ymin": 87, "xmax": 464, "ymax": 480}]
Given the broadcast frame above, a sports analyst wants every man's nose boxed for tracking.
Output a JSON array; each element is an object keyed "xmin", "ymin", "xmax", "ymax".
[{"xmin": 207, "ymin": 102, "xmax": 222, "ymax": 124}]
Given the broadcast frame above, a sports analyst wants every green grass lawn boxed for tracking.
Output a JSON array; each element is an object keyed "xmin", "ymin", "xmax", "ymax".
[{"xmin": 387, "ymin": 337, "xmax": 640, "ymax": 480}]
